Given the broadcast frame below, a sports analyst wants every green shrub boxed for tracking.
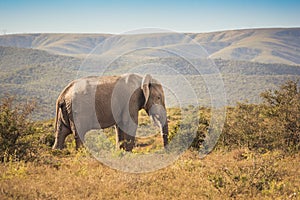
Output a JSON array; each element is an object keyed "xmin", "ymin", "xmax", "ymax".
[
  {"xmin": 168, "ymin": 106, "xmax": 208, "ymax": 152},
  {"xmin": 218, "ymin": 80, "xmax": 300, "ymax": 153},
  {"xmin": 0, "ymin": 95, "xmax": 37, "ymax": 162},
  {"xmin": 260, "ymin": 80, "xmax": 300, "ymax": 152}
]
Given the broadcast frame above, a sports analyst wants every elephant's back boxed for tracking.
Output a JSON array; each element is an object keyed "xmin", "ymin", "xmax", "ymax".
[{"xmin": 59, "ymin": 75, "xmax": 121, "ymax": 100}]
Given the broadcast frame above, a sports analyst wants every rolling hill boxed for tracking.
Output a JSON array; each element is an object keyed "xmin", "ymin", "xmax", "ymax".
[
  {"xmin": 0, "ymin": 46, "xmax": 81, "ymax": 119},
  {"xmin": 0, "ymin": 28, "xmax": 300, "ymax": 65},
  {"xmin": 0, "ymin": 28, "xmax": 300, "ymax": 120}
]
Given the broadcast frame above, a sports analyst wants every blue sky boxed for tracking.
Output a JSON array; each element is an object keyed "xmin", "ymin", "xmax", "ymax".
[{"xmin": 0, "ymin": 0, "xmax": 299, "ymax": 34}]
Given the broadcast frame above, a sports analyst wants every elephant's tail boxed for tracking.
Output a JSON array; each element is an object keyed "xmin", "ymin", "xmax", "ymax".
[{"xmin": 54, "ymin": 99, "xmax": 62, "ymax": 133}]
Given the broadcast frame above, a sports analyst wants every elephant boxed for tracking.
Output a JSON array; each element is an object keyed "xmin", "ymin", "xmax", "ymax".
[{"xmin": 52, "ymin": 73, "xmax": 169, "ymax": 151}]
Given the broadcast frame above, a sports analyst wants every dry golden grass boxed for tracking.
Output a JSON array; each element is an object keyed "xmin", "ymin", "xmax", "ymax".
[
  {"xmin": 1, "ymin": 149, "xmax": 299, "ymax": 200},
  {"xmin": 1, "ymin": 84, "xmax": 299, "ymax": 200}
]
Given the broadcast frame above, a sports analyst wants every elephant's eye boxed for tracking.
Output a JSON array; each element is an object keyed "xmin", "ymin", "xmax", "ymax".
[{"xmin": 157, "ymin": 96, "xmax": 161, "ymax": 100}]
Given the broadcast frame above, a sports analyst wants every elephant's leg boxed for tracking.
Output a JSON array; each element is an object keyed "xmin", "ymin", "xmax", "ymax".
[
  {"xmin": 53, "ymin": 121, "xmax": 71, "ymax": 149},
  {"xmin": 115, "ymin": 126, "xmax": 135, "ymax": 151},
  {"xmin": 70, "ymin": 121, "xmax": 84, "ymax": 150},
  {"xmin": 115, "ymin": 125, "xmax": 124, "ymax": 149},
  {"xmin": 124, "ymin": 132, "xmax": 135, "ymax": 151},
  {"xmin": 75, "ymin": 134, "xmax": 83, "ymax": 150}
]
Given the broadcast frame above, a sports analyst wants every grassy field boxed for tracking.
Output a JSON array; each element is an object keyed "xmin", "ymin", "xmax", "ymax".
[
  {"xmin": 0, "ymin": 117, "xmax": 299, "ymax": 199},
  {"xmin": 0, "ymin": 81, "xmax": 299, "ymax": 199},
  {"xmin": 0, "ymin": 149, "xmax": 299, "ymax": 200}
]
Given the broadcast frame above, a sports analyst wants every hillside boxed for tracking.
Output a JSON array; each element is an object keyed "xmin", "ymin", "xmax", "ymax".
[
  {"xmin": 0, "ymin": 45, "xmax": 299, "ymax": 120},
  {"xmin": 193, "ymin": 28, "xmax": 300, "ymax": 65},
  {"xmin": 0, "ymin": 28, "xmax": 300, "ymax": 65},
  {"xmin": 1, "ymin": 28, "xmax": 300, "ymax": 120},
  {"xmin": 0, "ymin": 46, "xmax": 82, "ymax": 119},
  {"xmin": 0, "ymin": 33, "xmax": 110, "ymax": 57}
]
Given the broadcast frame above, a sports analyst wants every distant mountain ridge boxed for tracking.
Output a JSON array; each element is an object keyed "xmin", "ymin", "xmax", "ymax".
[
  {"xmin": 0, "ymin": 33, "xmax": 110, "ymax": 57},
  {"xmin": 0, "ymin": 28, "xmax": 299, "ymax": 65}
]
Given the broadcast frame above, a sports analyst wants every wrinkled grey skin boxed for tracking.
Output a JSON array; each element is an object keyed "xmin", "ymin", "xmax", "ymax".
[{"xmin": 52, "ymin": 73, "xmax": 168, "ymax": 151}]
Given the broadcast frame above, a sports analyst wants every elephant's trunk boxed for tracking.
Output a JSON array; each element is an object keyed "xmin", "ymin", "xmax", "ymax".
[
  {"xmin": 157, "ymin": 109, "xmax": 168, "ymax": 147},
  {"xmin": 148, "ymin": 104, "xmax": 169, "ymax": 148},
  {"xmin": 150, "ymin": 114, "xmax": 168, "ymax": 147},
  {"xmin": 162, "ymin": 122, "xmax": 169, "ymax": 147}
]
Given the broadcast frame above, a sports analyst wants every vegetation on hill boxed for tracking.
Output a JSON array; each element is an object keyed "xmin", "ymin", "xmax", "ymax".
[
  {"xmin": 0, "ymin": 46, "xmax": 81, "ymax": 119},
  {"xmin": 0, "ymin": 80, "xmax": 299, "ymax": 199},
  {"xmin": 1, "ymin": 45, "xmax": 299, "ymax": 120}
]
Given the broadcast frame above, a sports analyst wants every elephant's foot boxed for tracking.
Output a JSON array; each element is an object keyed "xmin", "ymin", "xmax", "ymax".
[
  {"xmin": 52, "ymin": 139, "xmax": 63, "ymax": 150},
  {"xmin": 75, "ymin": 136, "xmax": 84, "ymax": 150},
  {"xmin": 119, "ymin": 135, "xmax": 135, "ymax": 152}
]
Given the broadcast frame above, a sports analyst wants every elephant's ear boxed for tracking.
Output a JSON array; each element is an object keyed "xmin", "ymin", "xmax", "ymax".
[{"xmin": 141, "ymin": 74, "xmax": 152, "ymax": 107}]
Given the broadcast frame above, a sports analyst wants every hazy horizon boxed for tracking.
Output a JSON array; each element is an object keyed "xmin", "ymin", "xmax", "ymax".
[
  {"xmin": 1, "ymin": 0, "xmax": 300, "ymax": 35},
  {"xmin": 1, "ymin": 27, "xmax": 300, "ymax": 36}
]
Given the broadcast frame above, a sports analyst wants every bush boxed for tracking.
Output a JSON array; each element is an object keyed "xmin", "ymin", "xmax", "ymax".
[
  {"xmin": 220, "ymin": 103, "xmax": 274, "ymax": 150},
  {"xmin": 0, "ymin": 95, "xmax": 37, "ymax": 162},
  {"xmin": 261, "ymin": 80, "xmax": 300, "ymax": 152},
  {"xmin": 218, "ymin": 80, "xmax": 300, "ymax": 153}
]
